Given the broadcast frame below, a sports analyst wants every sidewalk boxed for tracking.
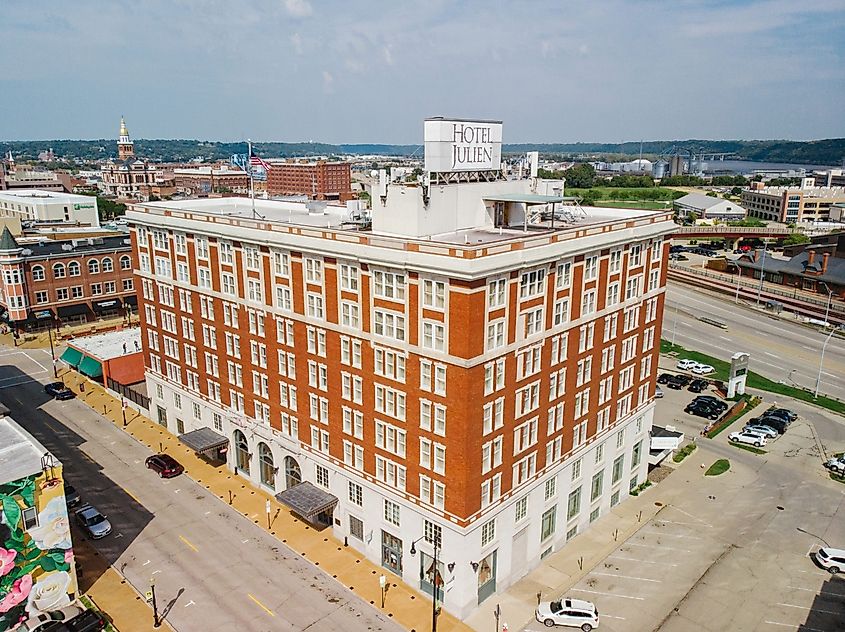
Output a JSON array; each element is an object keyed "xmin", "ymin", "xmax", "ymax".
[
  {"xmin": 74, "ymin": 538, "xmax": 174, "ymax": 632},
  {"xmin": 57, "ymin": 367, "xmax": 471, "ymax": 632}
]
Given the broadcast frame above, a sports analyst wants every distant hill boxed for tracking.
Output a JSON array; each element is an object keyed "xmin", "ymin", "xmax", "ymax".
[{"xmin": 1, "ymin": 137, "xmax": 843, "ymax": 166}]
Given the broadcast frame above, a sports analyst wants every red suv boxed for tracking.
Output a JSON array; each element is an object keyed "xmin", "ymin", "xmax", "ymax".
[{"xmin": 145, "ymin": 453, "xmax": 184, "ymax": 478}]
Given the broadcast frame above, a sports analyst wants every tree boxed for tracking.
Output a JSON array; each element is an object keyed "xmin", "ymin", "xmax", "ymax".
[
  {"xmin": 563, "ymin": 163, "xmax": 596, "ymax": 188},
  {"xmin": 782, "ymin": 233, "xmax": 811, "ymax": 246}
]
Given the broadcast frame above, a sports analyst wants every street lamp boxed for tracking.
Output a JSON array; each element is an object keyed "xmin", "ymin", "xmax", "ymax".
[
  {"xmin": 755, "ymin": 240, "xmax": 768, "ymax": 307},
  {"xmin": 149, "ymin": 576, "xmax": 160, "ymax": 628},
  {"xmin": 410, "ymin": 536, "xmax": 442, "ymax": 632},
  {"xmin": 47, "ymin": 324, "xmax": 57, "ymax": 378},
  {"xmin": 820, "ymin": 282, "xmax": 833, "ymax": 328},
  {"xmin": 814, "ymin": 327, "xmax": 837, "ymax": 399}
]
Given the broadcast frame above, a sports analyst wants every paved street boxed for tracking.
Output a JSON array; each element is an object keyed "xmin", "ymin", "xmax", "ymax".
[
  {"xmin": 665, "ymin": 282, "xmax": 845, "ymax": 401},
  {"xmin": 0, "ymin": 346, "xmax": 403, "ymax": 632}
]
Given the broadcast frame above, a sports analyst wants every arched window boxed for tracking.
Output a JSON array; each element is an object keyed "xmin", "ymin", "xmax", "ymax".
[
  {"xmin": 120, "ymin": 255, "xmax": 132, "ymax": 270},
  {"xmin": 284, "ymin": 456, "xmax": 301, "ymax": 490},
  {"xmin": 67, "ymin": 261, "xmax": 80, "ymax": 277},
  {"xmin": 88, "ymin": 259, "xmax": 100, "ymax": 274},
  {"xmin": 102, "ymin": 257, "xmax": 113, "ymax": 272},
  {"xmin": 234, "ymin": 429, "xmax": 250, "ymax": 474},
  {"xmin": 258, "ymin": 442, "xmax": 275, "ymax": 488},
  {"xmin": 32, "ymin": 265, "xmax": 45, "ymax": 281},
  {"xmin": 52, "ymin": 263, "xmax": 65, "ymax": 279}
]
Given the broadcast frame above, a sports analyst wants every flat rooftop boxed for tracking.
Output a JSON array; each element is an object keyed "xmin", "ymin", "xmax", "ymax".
[
  {"xmin": 0, "ymin": 189, "xmax": 93, "ymax": 203},
  {"xmin": 69, "ymin": 327, "xmax": 142, "ymax": 360},
  {"xmin": 0, "ymin": 415, "xmax": 58, "ymax": 483}
]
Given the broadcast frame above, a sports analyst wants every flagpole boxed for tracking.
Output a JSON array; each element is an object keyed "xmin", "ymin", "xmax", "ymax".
[{"xmin": 248, "ymin": 139, "xmax": 256, "ymax": 219}]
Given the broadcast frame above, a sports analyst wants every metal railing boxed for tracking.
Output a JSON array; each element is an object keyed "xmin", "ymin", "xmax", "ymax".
[
  {"xmin": 672, "ymin": 225, "xmax": 794, "ymax": 236},
  {"xmin": 106, "ymin": 377, "xmax": 150, "ymax": 410}
]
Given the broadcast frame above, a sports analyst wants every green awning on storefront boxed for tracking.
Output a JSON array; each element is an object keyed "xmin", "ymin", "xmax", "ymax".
[
  {"xmin": 78, "ymin": 356, "xmax": 103, "ymax": 378},
  {"xmin": 59, "ymin": 347, "xmax": 83, "ymax": 367}
]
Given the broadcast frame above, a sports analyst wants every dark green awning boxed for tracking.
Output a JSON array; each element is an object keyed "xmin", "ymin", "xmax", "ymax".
[
  {"xmin": 60, "ymin": 347, "xmax": 83, "ymax": 368},
  {"xmin": 78, "ymin": 356, "xmax": 103, "ymax": 378}
]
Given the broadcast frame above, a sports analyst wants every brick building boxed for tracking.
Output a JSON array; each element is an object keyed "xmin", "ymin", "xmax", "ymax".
[
  {"xmin": 100, "ymin": 117, "xmax": 160, "ymax": 201},
  {"xmin": 742, "ymin": 179, "xmax": 845, "ymax": 223},
  {"xmin": 127, "ymin": 118, "xmax": 673, "ymax": 618},
  {"xmin": 173, "ymin": 165, "xmax": 249, "ymax": 197},
  {"xmin": 0, "ymin": 227, "xmax": 136, "ymax": 331},
  {"xmin": 266, "ymin": 160, "xmax": 353, "ymax": 201}
]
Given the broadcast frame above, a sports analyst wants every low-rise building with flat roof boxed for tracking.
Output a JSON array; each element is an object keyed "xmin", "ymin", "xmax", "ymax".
[
  {"xmin": 673, "ymin": 193, "xmax": 746, "ymax": 222},
  {"xmin": 0, "ymin": 190, "xmax": 100, "ymax": 227}
]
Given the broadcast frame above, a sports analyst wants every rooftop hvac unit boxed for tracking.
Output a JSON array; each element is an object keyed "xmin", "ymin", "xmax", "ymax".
[
  {"xmin": 20, "ymin": 249, "xmax": 32, "ymax": 256},
  {"xmin": 61, "ymin": 243, "xmax": 73, "ymax": 251},
  {"xmin": 306, "ymin": 200, "xmax": 327, "ymax": 215}
]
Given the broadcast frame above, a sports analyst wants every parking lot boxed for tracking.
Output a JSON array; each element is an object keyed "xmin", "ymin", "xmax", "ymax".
[{"xmin": 521, "ymin": 363, "xmax": 845, "ymax": 632}]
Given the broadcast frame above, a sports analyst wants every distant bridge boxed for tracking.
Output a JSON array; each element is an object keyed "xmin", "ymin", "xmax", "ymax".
[{"xmin": 670, "ymin": 225, "xmax": 797, "ymax": 240}]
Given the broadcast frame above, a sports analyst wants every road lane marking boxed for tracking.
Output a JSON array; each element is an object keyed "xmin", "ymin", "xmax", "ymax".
[
  {"xmin": 247, "ymin": 593, "xmax": 275, "ymax": 617},
  {"xmin": 185, "ymin": 600, "xmax": 195, "ymax": 608},
  {"xmin": 608, "ymin": 555, "xmax": 678, "ymax": 566},
  {"xmin": 777, "ymin": 603, "xmax": 840, "ymax": 615},
  {"xmin": 142, "ymin": 560, "xmax": 151, "ymax": 566},
  {"xmin": 570, "ymin": 588, "xmax": 644, "ymax": 601},
  {"xmin": 179, "ymin": 535, "xmax": 198, "ymax": 552},
  {"xmin": 151, "ymin": 570, "xmax": 161, "ymax": 575},
  {"xmin": 591, "ymin": 571, "xmax": 661, "ymax": 583}
]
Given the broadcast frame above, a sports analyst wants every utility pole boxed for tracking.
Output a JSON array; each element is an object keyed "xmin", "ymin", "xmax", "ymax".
[
  {"xmin": 814, "ymin": 327, "xmax": 837, "ymax": 399},
  {"xmin": 755, "ymin": 240, "xmax": 768, "ymax": 307}
]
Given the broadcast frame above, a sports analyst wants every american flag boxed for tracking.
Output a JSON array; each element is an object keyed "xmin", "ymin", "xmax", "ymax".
[{"xmin": 249, "ymin": 150, "xmax": 270, "ymax": 171}]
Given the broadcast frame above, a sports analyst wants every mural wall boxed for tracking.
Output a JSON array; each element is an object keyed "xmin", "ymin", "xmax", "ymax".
[{"xmin": 0, "ymin": 466, "xmax": 76, "ymax": 631}]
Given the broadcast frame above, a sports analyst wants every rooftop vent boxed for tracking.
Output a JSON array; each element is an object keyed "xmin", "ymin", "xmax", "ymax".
[{"xmin": 61, "ymin": 243, "xmax": 73, "ymax": 251}]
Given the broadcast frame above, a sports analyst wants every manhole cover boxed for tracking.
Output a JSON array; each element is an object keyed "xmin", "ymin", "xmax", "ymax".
[{"xmin": 654, "ymin": 502, "xmax": 663, "ymax": 507}]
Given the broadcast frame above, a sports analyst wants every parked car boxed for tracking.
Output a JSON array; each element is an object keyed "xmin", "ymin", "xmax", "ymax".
[
  {"xmin": 44, "ymin": 382, "xmax": 75, "ymax": 401},
  {"xmin": 823, "ymin": 456, "xmax": 845, "ymax": 474},
  {"xmin": 655, "ymin": 386, "xmax": 664, "ymax": 399},
  {"xmin": 64, "ymin": 483, "xmax": 80, "ymax": 508},
  {"xmin": 75, "ymin": 506, "xmax": 111, "ymax": 539},
  {"xmin": 685, "ymin": 402, "xmax": 723, "ymax": 420},
  {"xmin": 691, "ymin": 396, "xmax": 728, "ymax": 411},
  {"xmin": 688, "ymin": 378, "xmax": 709, "ymax": 393},
  {"xmin": 23, "ymin": 605, "xmax": 84, "ymax": 631},
  {"xmin": 766, "ymin": 408, "xmax": 797, "ymax": 422},
  {"xmin": 815, "ymin": 547, "xmax": 845, "ymax": 574},
  {"xmin": 665, "ymin": 376, "xmax": 685, "ymax": 390},
  {"xmin": 677, "ymin": 359, "xmax": 698, "ymax": 370},
  {"xmin": 145, "ymin": 453, "xmax": 185, "ymax": 479},
  {"xmin": 671, "ymin": 374, "xmax": 692, "ymax": 386},
  {"xmin": 749, "ymin": 415, "xmax": 788, "ymax": 434},
  {"xmin": 675, "ymin": 254, "xmax": 690, "ymax": 261},
  {"xmin": 39, "ymin": 609, "xmax": 107, "ymax": 632},
  {"xmin": 657, "ymin": 373, "xmax": 674, "ymax": 384},
  {"xmin": 669, "ymin": 245, "xmax": 687, "ymax": 253},
  {"xmin": 536, "ymin": 598, "xmax": 600, "ymax": 630},
  {"xmin": 728, "ymin": 431, "xmax": 768, "ymax": 447},
  {"xmin": 691, "ymin": 363, "xmax": 715, "ymax": 375},
  {"xmin": 743, "ymin": 424, "xmax": 779, "ymax": 439},
  {"xmin": 743, "ymin": 425, "xmax": 778, "ymax": 439}
]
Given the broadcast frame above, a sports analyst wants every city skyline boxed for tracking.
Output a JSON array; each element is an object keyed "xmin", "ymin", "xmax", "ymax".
[{"xmin": 1, "ymin": 0, "xmax": 844, "ymax": 143}]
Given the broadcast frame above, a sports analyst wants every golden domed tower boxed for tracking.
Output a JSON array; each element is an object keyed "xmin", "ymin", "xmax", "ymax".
[{"xmin": 117, "ymin": 116, "xmax": 135, "ymax": 160}]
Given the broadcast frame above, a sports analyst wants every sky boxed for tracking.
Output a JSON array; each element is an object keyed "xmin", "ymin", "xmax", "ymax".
[{"xmin": 1, "ymin": 0, "xmax": 844, "ymax": 143}]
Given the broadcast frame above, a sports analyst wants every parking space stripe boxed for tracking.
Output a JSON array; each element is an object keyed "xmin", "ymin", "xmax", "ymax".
[
  {"xmin": 765, "ymin": 622, "xmax": 826, "ymax": 632},
  {"xmin": 626, "ymin": 542, "xmax": 692, "ymax": 553},
  {"xmin": 789, "ymin": 585, "xmax": 845, "ymax": 598},
  {"xmin": 608, "ymin": 555, "xmax": 678, "ymax": 566},
  {"xmin": 570, "ymin": 588, "xmax": 644, "ymax": 601},
  {"xmin": 592, "ymin": 571, "xmax": 661, "ymax": 583},
  {"xmin": 654, "ymin": 519, "xmax": 712, "ymax": 528},
  {"xmin": 642, "ymin": 530, "xmax": 701, "ymax": 540},
  {"xmin": 777, "ymin": 603, "xmax": 841, "ymax": 616}
]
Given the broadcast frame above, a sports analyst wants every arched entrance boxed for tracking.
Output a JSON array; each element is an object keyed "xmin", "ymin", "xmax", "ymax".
[
  {"xmin": 284, "ymin": 456, "xmax": 301, "ymax": 490},
  {"xmin": 258, "ymin": 442, "xmax": 275, "ymax": 488},
  {"xmin": 234, "ymin": 430, "xmax": 250, "ymax": 475}
]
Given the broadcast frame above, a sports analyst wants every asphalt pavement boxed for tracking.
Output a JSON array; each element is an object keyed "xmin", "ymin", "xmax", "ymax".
[
  {"xmin": 665, "ymin": 282, "xmax": 845, "ymax": 401},
  {"xmin": 0, "ymin": 346, "xmax": 403, "ymax": 632}
]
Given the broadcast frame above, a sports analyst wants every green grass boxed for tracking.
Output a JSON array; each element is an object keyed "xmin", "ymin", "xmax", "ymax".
[
  {"xmin": 661, "ymin": 339, "xmax": 845, "ymax": 416},
  {"xmin": 590, "ymin": 200, "xmax": 671, "ymax": 210},
  {"xmin": 729, "ymin": 442, "xmax": 767, "ymax": 455},
  {"xmin": 829, "ymin": 472, "xmax": 845, "ymax": 484},
  {"xmin": 568, "ymin": 186, "xmax": 685, "ymax": 201},
  {"xmin": 705, "ymin": 459, "xmax": 731, "ymax": 476},
  {"xmin": 672, "ymin": 443, "xmax": 697, "ymax": 463}
]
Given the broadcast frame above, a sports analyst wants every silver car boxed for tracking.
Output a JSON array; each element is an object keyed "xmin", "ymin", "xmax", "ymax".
[{"xmin": 75, "ymin": 505, "xmax": 112, "ymax": 539}]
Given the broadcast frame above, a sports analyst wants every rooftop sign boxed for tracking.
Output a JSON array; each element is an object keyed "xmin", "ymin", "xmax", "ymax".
[{"xmin": 424, "ymin": 118, "xmax": 502, "ymax": 173}]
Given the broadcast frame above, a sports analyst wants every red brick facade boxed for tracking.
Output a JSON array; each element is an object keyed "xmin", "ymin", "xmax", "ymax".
[{"xmin": 266, "ymin": 161, "xmax": 353, "ymax": 201}]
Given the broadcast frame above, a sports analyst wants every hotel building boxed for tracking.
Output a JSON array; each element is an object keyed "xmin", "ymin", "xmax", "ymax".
[
  {"xmin": 128, "ymin": 118, "xmax": 674, "ymax": 618},
  {"xmin": 267, "ymin": 159, "xmax": 354, "ymax": 202}
]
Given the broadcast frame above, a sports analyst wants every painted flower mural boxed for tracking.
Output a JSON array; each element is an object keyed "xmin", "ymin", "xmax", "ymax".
[{"xmin": 0, "ymin": 471, "xmax": 77, "ymax": 631}]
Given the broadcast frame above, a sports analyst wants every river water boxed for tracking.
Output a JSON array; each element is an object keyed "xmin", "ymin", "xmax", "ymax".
[{"xmin": 701, "ymin": 159, "xmax": 840, "ymax": 174}]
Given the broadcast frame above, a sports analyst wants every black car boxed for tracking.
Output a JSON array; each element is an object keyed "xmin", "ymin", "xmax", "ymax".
[
  {"xmin": 657, "ymin": 373, "xmax": 674, "ymax": 385},
  {"xmin": 685, "ymin": 402, "xmax": 723, "ymax": 420},
  {"xmin": 64, "ymin": 483, "xmax": 81, "ymax": 508},
  {"xmin": 749, "ymin": 415, "xmax": 788, "ymax": 434},
  {"xmin": 692, "ymin": 395, "xmax": 727, "ymax": 409},
  {"xmin": 766, "ymin": 408, "xmax": 797, "ymax": 422},
  {"xmin": 44, "ymin": 382, "xmax": 75, "ymax": 400},
  {"xmin": 671, "ymin": 374, "xmax": 692, "ymax": 386},
  {"xmin": 669, "ymin": 245, "xmax": 687, "ymax": 253},
  {"xmin": 665, "ymin": 376, "xmax": 686, "ymax": 390},
  {"xmin": 688, "ymin": 378, "xmax": 709, "ymax": 393},
  {"xmin": 41, "ymin": 610, "xmax": 107, "ymax": 632},
  {"xmin": 675, "ymin": 254, "xmax": 690, "ymax": 261}
]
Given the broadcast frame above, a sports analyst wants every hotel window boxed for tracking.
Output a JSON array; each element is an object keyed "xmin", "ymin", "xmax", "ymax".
[
  {"xmin": 304, "ymin": 257, "xmax": 323, "ymax": 284},
  {"xmin": 591, "ymin": 470, "xmax": 604, "ymax": 502},
  {"xmin": 552, "ymin": 298, "xmax": 569, "ymax": 326},
  {"xmin": 348, "ymin": 482, "xmax": 363, "ymax": 507},
  {"xmin": 219, "ymin": 241, "xmax": 234, "ymax": 264},
  {"xmin": 375, "ymin": 421, "xmax": 406, "ymax": 458},
  {"xmin": 197, "ymin": 267, "xmax": 212, "ymax": 289},
  {"xmin": 480, "ymin": 519, "xmax": 496, "ymax": 547},
  {"xmin": 195, "ymin": 237, "xmax": 209, "ymax": 259},
  {"xmin": 247, "ymin": 279, "xmax": 263, "ymax": 303},
  {"xmin": 515, "ymin": 382, "xmax": 540, "ymax": 417},
  {"xmin": 342, "ymin": 408, "xmax": 364, "ymax": 439},
  {"xmin": 581, "ymin": 290, "xmax": 596, "ymax": 316},
  {"xmin": 272, "ymin": 251, "xmax": 290, "ymax": 277},
  {"xmin": 339, "ymin": 263, "xmax": 359, "ymax": 292},
  {"xmin": 376, "ymin": 457, "xmax": 406, "ymax": 491},
  {"xmin": 35, "ymin": 291, "xmax": 48, "ymax": 304},
  {"xmin": 32, "ymin": 265, "xmax": 45, "ymax": 281},
  {"xmin": 487, "ymin": 278, "xmax": 507, "ymax": 309},
  {"xmin": 651, "ymin": 239, "xmax": 663, "ymax": 261},
  {"xmin": 606, "ymin": 282, "xmax": 620, "ymax": 306},
  {"xmin": 139, "ymin": 254, "xmax": 150, "ymax": 274},
  {"xmin": 420, "ymin": 438, "xmax": 432, "ymax": 469},
  {"xmin": 486, "ymin": 320, "xmax": 505, "ymax": 351},
  {"xmin": 91, "ymin": 283, "xmax": 102, "ymax": 296},
  {"xmin": 275, "ymin": 285, "xmax": 292, "ymax": 311},
  {"xmin": 544, "ymin": 477, "xmax": 557, "ymax": 500},
  {"xmin": 88, "ymin": 259, "xmax": 100, "ymax": 274},
  {"xmin": 574, "ymin": 388, "xmax": 590, "ymax": 419},
  {"xmin": 374, "ymin": 347, "xmax": 406, "ymax": 383},
  {"xmin": 244, "ymin": 246, "xmax": 261, "ymax": 270},
  {"xmin": 515, "ymin": 496, "xmax": 528, "ymax": 523},
  {"xmin": 340, "ymin": 301, "xmax": 360, "ymax": 329},
  {"xmin": 648, "ymin": 269, "xmax": 660, "ymax": 292},
  {"xmin": 373, "ymin": 309, "xmax": 405, "ymax": 341},
  {"xmin": 153, "ymin": 230, "xmax": 169, "ymax": 251},
  {"xmin": 340, "ymin": 337, "xmax": 362, "ymax": 368},
  {"xmin": 421, "ymin": 320, "xmax": 446, "ymax": 351},
  {"xmin": 372, "ymin": 269, "xmax": 405, "ymax": 300},
  {"xmin": 629, "ymin": 243, "xmax": 642, "ymax": 267},
  {"xmin": 384, "ymin": 499, "xmax": 400, "ymax": 526},
  {"xmin": 221, "ymin": 273, "xmax": 236, "ymax": 296},
  {"xmin": 52, "ymin": 263, "xmax": 65, "ymax": 279},
  {"xmin": 523, "ymin": 308, "xmax": 544, "ymax": 337},
  {"xmin": 174, "ymin": 234, "xmax": 187, "ymax": 256},
  {"xmin": 55, "ymin": 288, "xmax": 68, "ymax": 301},
  {"xmin": 120, "ymin": 255, "xmax": 132, "ymax": 270},
  {"xmin": 556, "ymin": 260, "xmax": 572, "ymax": 288},
  {"xmin": 604, "ymin": 312, "xmax": 619, "ymax": 342},
  {"xmin": 517, "ymin": 345, "xmax": 542, "ymax": 380},
  {"xmin": 421, "ymin": 278, "xmax": 446, "ymax": 309},
  {"xmin": 68, "ymin": 261, "xmax": 80, "ymax": 277},
  {"xmin": 578, "ymin": 323, "xmax": 595, "ymax": 352},
  {"xmin": 584, "ymin": 254, "xmax": 599, "ymax": 281},
  {"xmin": 512, "ymin": 452, "xmax": 537, "ymax": 486},
  {"xmin": 315, "ymin": 464, "xmax": 329, "ymax": 488},
  {"xmin": 306, "ymin": 293, "xmax": 324, "ymax": 319},
  {"xmin": 519, "ymin": 267, "xmax": 546, "ymax": 299},
  {"xmin": 609, "ymin": 248, "xmax": 622, "ymax": 274},
  {"xmin": 567, "ymin": 487, "xmax": 581, "ymax": 520},
  {"xmin": 513, "ymin": 418, "xmax": 538, "ymax": 455}
]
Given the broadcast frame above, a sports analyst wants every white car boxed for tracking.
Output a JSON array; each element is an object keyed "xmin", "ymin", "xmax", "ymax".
[
  {"xmin": 691, "ymin": 363, "xmax": 715, "ymax": 375},
  {"xmin": 676, "ymin": 359, "xmax": 697, "ymax": 370},
  {"xmin": 823, "ymin": 457, "xmax": 845, "ymax": 474},
  {"xmin": 536, "ymin": 598, "xmax": 599, "ymax": 630},
  {"xmin": 742, "ymin": 425, "xmax": 778, "ymax": 439},
  {"xmin": 23, "ymin": 604, "xmax": 84, "ymax": 631},
  {"xmin": 728, "ymin": 431, "xmax": 768, "ymax": 448},
  {"xmin": 815, "ymin": 547, "xmax": 845, "ymax": 573}
]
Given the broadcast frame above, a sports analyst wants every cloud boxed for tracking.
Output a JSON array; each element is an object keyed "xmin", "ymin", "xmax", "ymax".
[
  {"xmin": 290, "ymin": 32, "xmax": 303, "ymax": 55},
  {"xmin": 283, "ymin": 0, "xmax": 312, "ymax": 18},
  {"xmin": 383, "ymin": 45, "xmax": 394, "ymax": 66},
  {"xmin": 322, "ymin": 70, "xmax": 334, "ymax": 93}
]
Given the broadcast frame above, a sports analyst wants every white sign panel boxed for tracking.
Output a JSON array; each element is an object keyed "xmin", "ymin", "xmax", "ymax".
[{"xmin": 424, "ymin": 118, "xmax": 503, "ymax": 173}]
